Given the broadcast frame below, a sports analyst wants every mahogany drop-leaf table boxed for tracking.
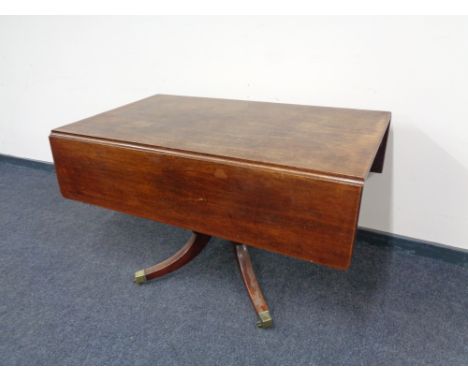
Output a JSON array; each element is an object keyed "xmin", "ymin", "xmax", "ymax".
[{"xmin": 50, "ymin": 94, "xmax": 391, "ymax": 328}]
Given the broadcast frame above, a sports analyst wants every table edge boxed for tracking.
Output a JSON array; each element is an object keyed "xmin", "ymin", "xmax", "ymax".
[{"xmin": 50, "ymin": 131, "xmax": 366, "ymax": 186}]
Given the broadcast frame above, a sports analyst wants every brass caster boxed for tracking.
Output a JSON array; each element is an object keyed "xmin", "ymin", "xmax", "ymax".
[
  {"xmin": 256, "ymin": 310, "xmax": 273, "ymax": 329},
  {"xmin": 134, "ymin": 269, "xmax": 147, "ymax": 285}
]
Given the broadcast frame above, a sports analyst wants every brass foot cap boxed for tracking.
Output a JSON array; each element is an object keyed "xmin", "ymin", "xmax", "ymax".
[
  {"xmin": 256, "ymin": 310, "xmax": 273, "ymax": 329},
  {"xmin": 134, "ymin": 270, "xmax": 147, "ymax": 285}
]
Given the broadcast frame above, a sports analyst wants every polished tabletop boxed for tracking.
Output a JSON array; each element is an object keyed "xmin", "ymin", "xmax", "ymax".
[{"xmin": 55, "ymin": 94, "xmax": 391, "ymax": 181}]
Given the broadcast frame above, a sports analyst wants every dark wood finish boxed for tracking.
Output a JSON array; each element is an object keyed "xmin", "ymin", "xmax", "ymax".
[
  {"xmin": 234, "ymin": 243, "xmax": 272, "ymax": 328},
  {"xmin": 50, "ymin": 94, "xmax": 391, "ymax": 270},
  {"xmin": 138, "ymin": 232, "xmax": 211, "ymax": 282},
  {"xmin": 53, "ymin": 94, "xmax": 391, "ymax": 181},
  {"xmin": 50, "ymin": 134, "xmax": 362, "ymax": 269}
]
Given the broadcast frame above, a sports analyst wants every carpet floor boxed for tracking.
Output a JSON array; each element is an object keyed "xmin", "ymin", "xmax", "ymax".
[{"xmin": 0, "ymin": 159, "xmax": 467, "ymax": 365}]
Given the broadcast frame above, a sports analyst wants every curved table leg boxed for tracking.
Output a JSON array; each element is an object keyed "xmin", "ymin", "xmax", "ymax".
[
  {"xmin": 234, "ymin": 243, "xmax": 273, "ymax": 328},
  {"xmin": 134, "ymin": 232, "xmax": 211, "ymax": 284}
]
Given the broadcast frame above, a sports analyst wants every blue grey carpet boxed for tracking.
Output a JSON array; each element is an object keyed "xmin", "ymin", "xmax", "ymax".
[{"xmin": 0, "ymin": 158, "xmax": 467, "ymax": 365}]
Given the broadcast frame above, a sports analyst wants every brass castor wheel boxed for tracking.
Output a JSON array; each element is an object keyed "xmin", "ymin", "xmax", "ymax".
[
  {"xmin": 256, "ymin": 310, "xmax": 273, "ymax": 328},
  {"xmin": 134, "ymin": 269, "xmax": 147, "ymax": 285}
]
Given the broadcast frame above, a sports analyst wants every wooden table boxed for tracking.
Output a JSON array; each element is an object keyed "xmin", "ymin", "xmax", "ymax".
[{"xmin": 50, "ymin": 94, "xmax": 391, "ymax": 328}]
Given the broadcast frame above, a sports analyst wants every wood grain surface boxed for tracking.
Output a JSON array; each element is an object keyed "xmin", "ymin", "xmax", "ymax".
[
  {"xmin": 54, "ymin": 94, "xmax": 391, "ymax": 181},
  {"xmin": 50, "ymin": 95, "xmax": 390, "ymax": 269}
]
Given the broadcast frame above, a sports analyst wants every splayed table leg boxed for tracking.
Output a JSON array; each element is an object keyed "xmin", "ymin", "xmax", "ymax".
[
  {"xmin": 134, "ymin": 232, "xmax": 211, "ymax": 284},
  {"xmin": 234, "ymin": 243, "xmax": 273, "ymax": 328}
]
